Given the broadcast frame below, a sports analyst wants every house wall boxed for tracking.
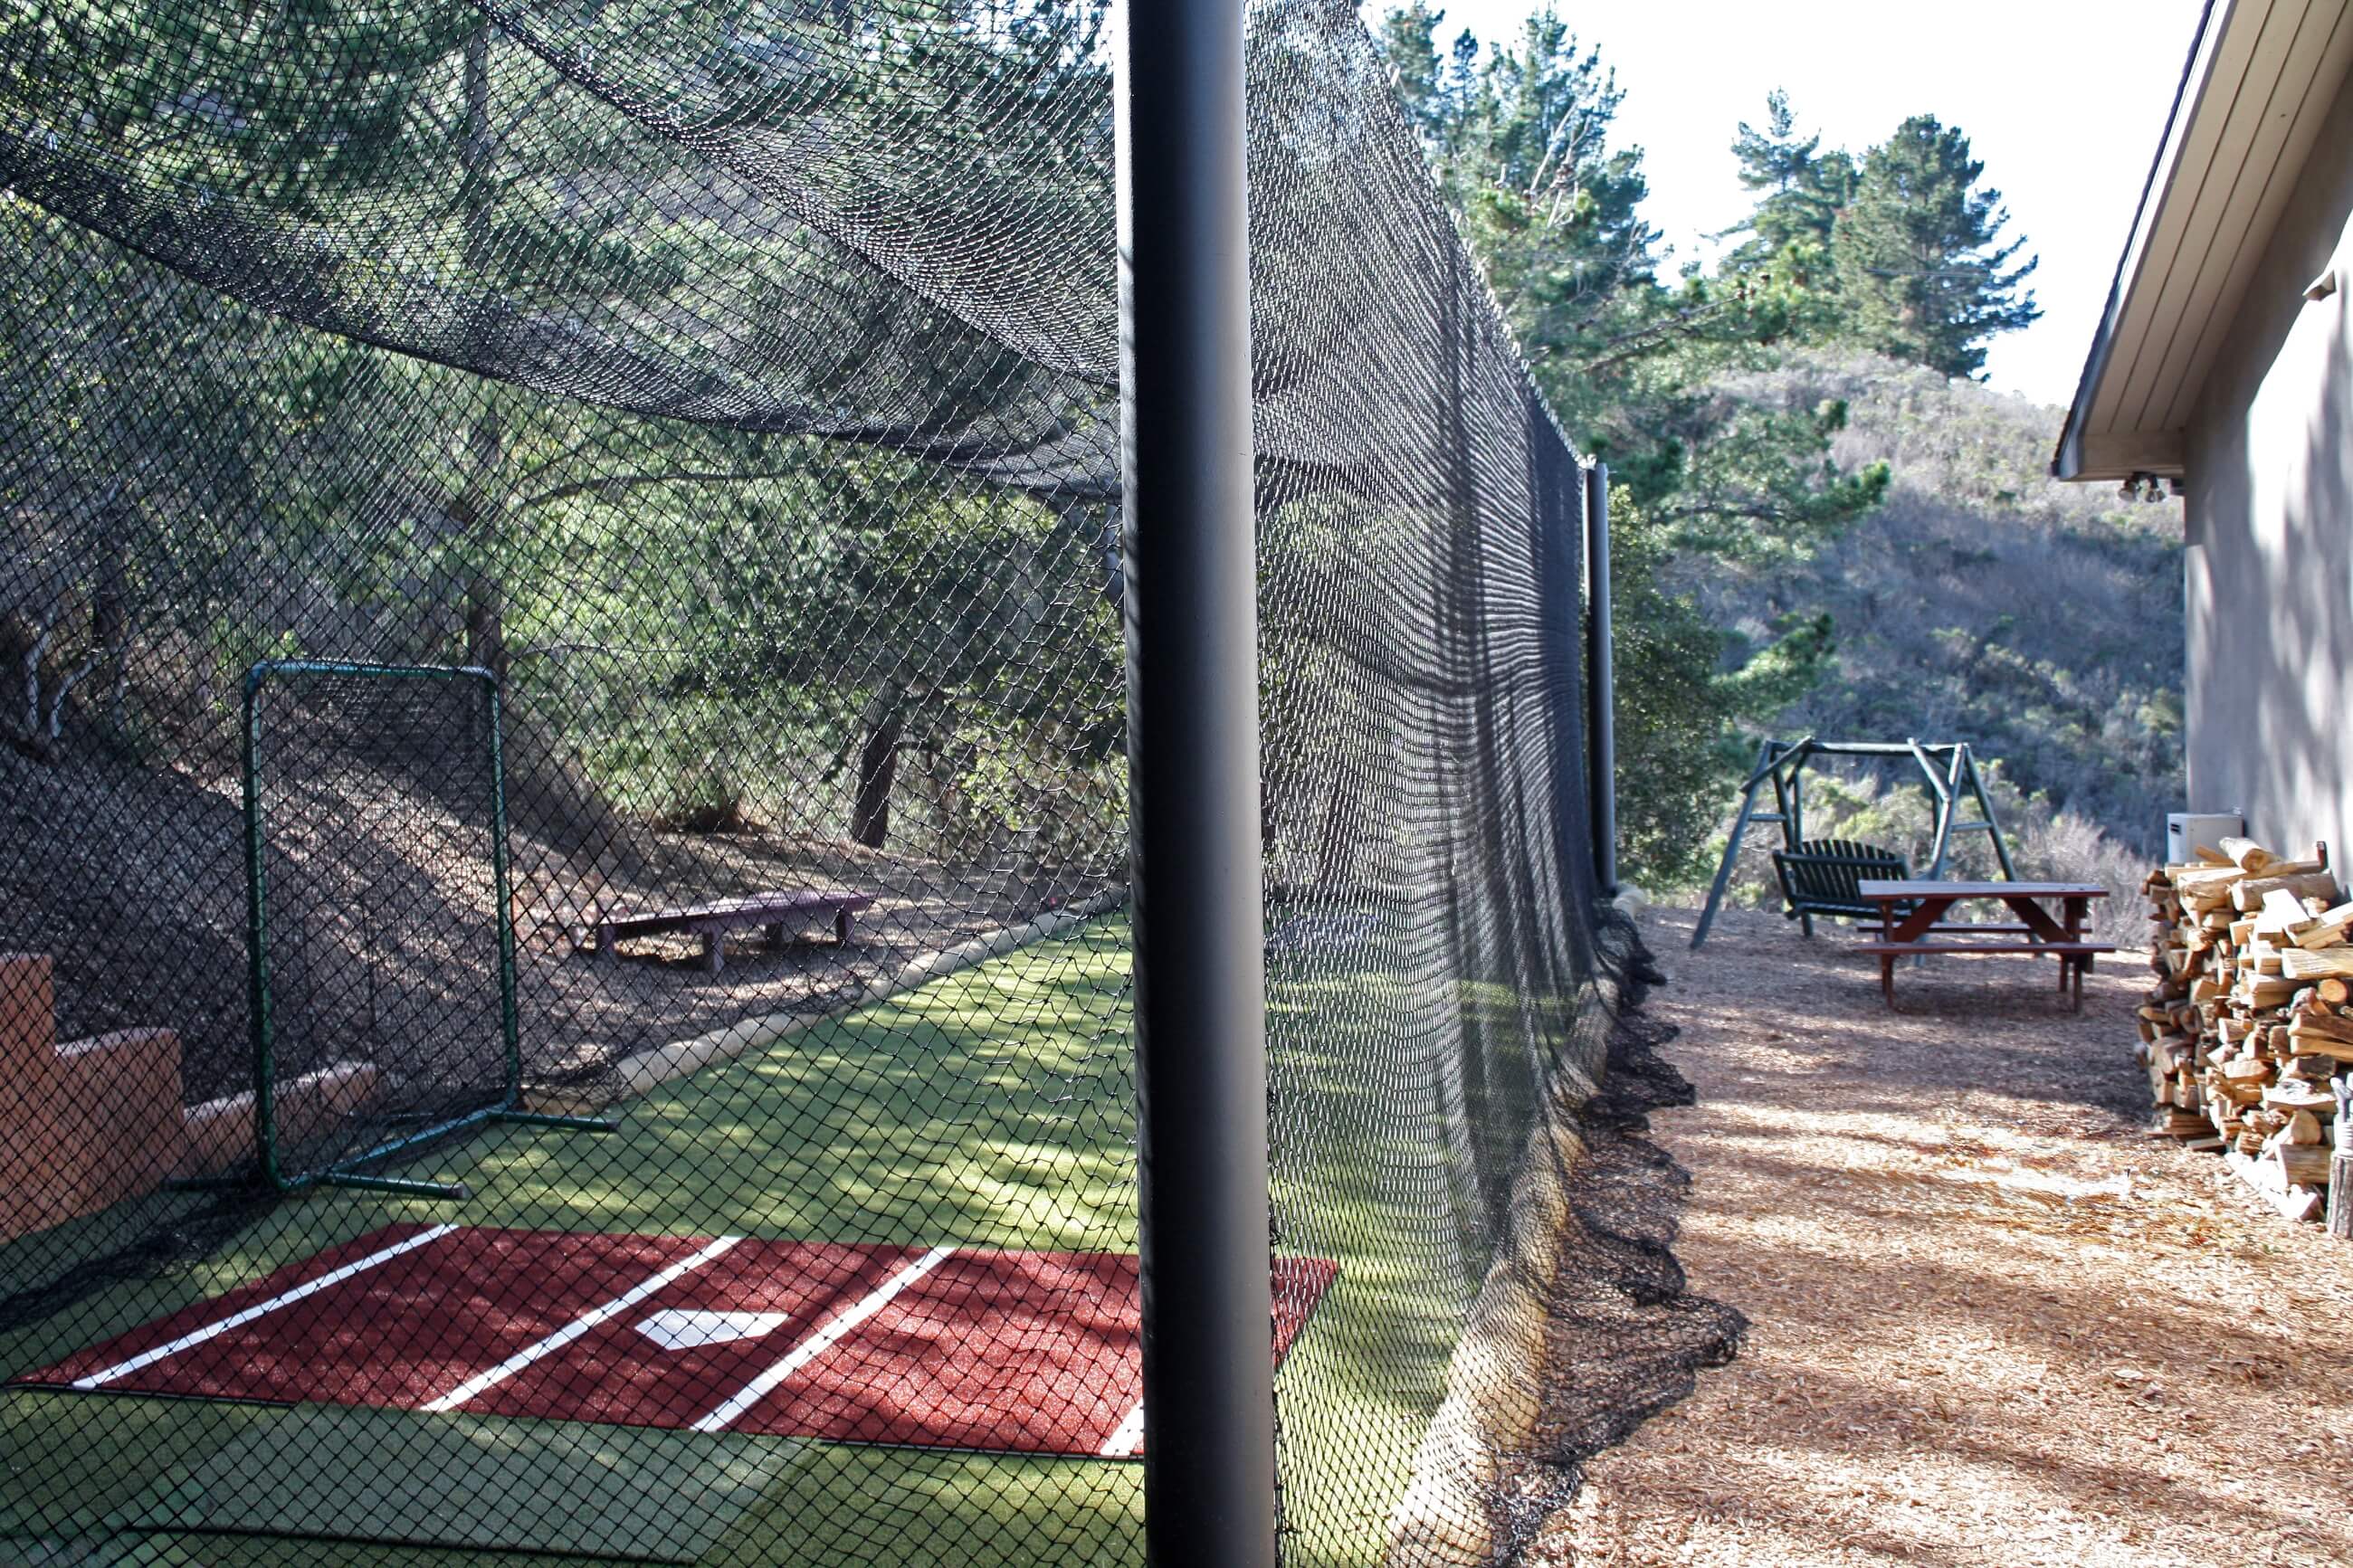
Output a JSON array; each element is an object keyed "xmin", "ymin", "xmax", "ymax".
[{"xmin": 2182, "ymin": 64, "xmax": 2353, "ymax": 862}]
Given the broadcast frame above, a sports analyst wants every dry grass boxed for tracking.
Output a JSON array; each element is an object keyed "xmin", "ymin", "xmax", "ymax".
[{"xmin": 1543, "ymin": 906, "xmax": 2353, "ymax": 1568}]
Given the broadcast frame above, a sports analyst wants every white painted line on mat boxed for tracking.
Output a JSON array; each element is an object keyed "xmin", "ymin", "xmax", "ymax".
[
  {"xmin": 1100, "ymin": 1401, "xmax": 1145, "ymax": 1458},
  {"xmin": 691, "ymin": 1245, "xmax": 956, "ymax": 1434},
  {"xmin": 423, "ymin": 1235, "xmax": 743, "ymax": 1411},
  {"xmin": 72, "ymin": 1223, "xmax": 462, "ymax": 1390}
]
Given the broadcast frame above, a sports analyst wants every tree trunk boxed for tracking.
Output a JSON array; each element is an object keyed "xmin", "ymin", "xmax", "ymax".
[
  {"xmin": 18, "ymin": 619, "xmax": 49, "ymax": 755},
  {"xmin": 852, "ymin": 698, "xmax": 904, "ymax": 850},
  {"xmin": 460, "ymin": 398, "xmax": 506, "ymax": 680},
  {"xmin": 453, "ymin": 23, "xmax": 507, "ymax": 680},
  {"xmin": 90, "ymin": 504, "xmax": 134, "ymax": 740}
]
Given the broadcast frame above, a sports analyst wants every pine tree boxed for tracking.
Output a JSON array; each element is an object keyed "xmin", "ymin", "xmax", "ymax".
[
  {"xmin": 1728, "ymin": 90, "xmax": 1854, "ymax": 256},
  {"xmin": 1443, "ymin": 12, "xmax": 1657, "ymax": 391},
  {"xmin": 1377, "ymin": 5, "xmax": 1482, "ymax": 178},
  {"xmin": 1834, "ymin": 115, "xmax": 2039, "ymax": 378},
  {"xmin": 1378, "ymin": 4, "xmax": 1447, "ymax": 150},
  {"xmin": 1373, "ymin": 8, "xmax": 1890, "ymax": 884}
]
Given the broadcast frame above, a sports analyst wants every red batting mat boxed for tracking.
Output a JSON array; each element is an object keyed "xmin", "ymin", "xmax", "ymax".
[{"xmin": 12, "ymin": 1225, "xmax": 1338, "ymax": 1459}]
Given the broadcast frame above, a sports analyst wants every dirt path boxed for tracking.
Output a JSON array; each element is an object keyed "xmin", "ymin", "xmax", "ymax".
[{"xmin": 1550, "ymin": 906, "xmax": 2353, "ymax": 1568}]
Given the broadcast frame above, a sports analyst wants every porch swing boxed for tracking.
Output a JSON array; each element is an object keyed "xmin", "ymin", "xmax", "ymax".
[{"xmin": 1690, "ymin": 736, "xmax": 2016, "ymax": 947}]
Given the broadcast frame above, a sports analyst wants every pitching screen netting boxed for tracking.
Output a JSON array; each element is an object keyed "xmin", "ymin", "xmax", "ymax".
[
  {"xmin": 242, "ymin": 661, "xmax": 530, "ymax": 1191},
  {"xmin": 0, "ymin": 4, "xmax": 1680, "ymax": 1564}
]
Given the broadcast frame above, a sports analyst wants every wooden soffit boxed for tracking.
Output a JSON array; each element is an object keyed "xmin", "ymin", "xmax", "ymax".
[{"xmin": 2055, "ymin": 0, "xmax": 2353, "ymax": 481}]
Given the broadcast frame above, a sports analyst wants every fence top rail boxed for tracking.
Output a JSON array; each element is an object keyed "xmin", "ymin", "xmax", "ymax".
[{"xmin": 1798, "ymin": 741, "xmax": 1969, "ymax": 759}]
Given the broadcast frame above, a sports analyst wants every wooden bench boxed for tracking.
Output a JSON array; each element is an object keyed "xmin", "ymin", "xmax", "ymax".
[{"xmin": 595, "ymin": 889, "xmax": 875, "ymax": 974}]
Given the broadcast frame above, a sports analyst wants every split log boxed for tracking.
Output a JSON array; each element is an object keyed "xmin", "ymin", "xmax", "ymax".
[
  {"xmin": 2282, "ymin": 947, "xmax": 2353, "ymax": 980},
  {"xmin": 2226, "ymin": 1149, "xmax": 2327, "ymax": 1221},
  {"xmin": 2262, "ymin": 1082, "xmax": 2336, "ymax": 1116},
  {"xmin": 2238, "ymin": 976, "xmax": 2301, "ymax": 1009},
  {"xmin": 2219, "ymin": 836, "xmax": 2280, "ymax": 872},
  {"xmin": 2276, "ymin": 1145, "xmax": 2333, "ymax": 1187},
  {"xmin": 2231, "ymin": 870, "xmax": 2341, "ymax": 915},
  {"xmin": 2288, "ymin": 1009, "xmax": 2353, "ymax": 1045},
  {"xmin": 2287, "ymin": 1034, "xmax": 2353, "ymax": 1066},
  {"xmin": 2260, "ymin": 888, "xmax": 2319, "ymax": 937},
  {"xmin": 2292, "ymin": 902, "xmax": 2353, "ymax": 948}
]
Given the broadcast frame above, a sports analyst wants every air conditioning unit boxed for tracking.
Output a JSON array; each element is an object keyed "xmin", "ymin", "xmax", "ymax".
[{"xmin": 2167, "ymin": 811, "xmax": 2244, "ymax": 864}]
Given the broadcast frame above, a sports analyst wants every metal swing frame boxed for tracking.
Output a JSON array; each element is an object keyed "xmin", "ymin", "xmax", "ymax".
[{"xmin": 1690, "ymin": 735, "xmax": 2017, "ymax": 948}]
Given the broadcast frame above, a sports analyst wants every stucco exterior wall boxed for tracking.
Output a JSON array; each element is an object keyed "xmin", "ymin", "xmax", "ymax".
[{"xmin": 2181, "ymin": 65, "xmax": 2353, "ymax": 862}]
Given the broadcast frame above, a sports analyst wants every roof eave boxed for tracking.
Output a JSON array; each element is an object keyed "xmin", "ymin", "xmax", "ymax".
[
  {"xmin": 2056, "ymin": 426, "xmax": 2189, "ymax": 484},
  {"xmin": 2052, "ymin": 0, "xmax": 2223, "ymax": 482}
]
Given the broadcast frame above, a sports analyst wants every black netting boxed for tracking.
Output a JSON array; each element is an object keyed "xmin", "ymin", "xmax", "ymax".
[{"xmin": 0, "ymin": 4, "xmax": 1706, "ymax": 1564}]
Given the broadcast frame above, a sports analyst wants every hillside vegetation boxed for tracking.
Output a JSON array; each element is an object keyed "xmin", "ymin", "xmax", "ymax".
[
  {"xmin": 1685, "ymin": 353, "xmax": 2182, "ymax": 932},
  {"xmin": 1374, "ymin": 13, "xmax": 2131, "ymax": 893}
]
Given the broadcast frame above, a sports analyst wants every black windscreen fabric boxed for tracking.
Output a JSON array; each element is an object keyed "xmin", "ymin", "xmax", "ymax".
[{"xmin": 0, "ymin": 4, "xmax": 1643, "ymax": 1564}]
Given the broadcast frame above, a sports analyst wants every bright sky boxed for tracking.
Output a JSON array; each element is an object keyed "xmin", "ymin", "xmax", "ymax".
[{"xmin": 1396, "ymin": 0, "xmax": 2209, "ymax": 408}]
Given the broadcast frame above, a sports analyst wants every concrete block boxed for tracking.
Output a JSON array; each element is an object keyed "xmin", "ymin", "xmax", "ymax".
[
  {"xmin": 0, "ymin": 954, "xmax": 54, "ymax": 1077},
  {"xmin": 175, "ymin": 1060, "xmax": 382, "ymax": 1179},
  {"xmin": 0, "ymin": 1028, "xmax": 189, "ymax": 1241},
  {"xmin": 0, "ymin": 955, "xmax": 62, "ymax": 1240},
  {"xmin": 54, "ymin": 1029, "xmax": 187, "ymax": 1212}
]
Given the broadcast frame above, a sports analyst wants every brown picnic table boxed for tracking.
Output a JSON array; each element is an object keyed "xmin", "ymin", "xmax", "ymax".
[
  {"xmin": 595, "ymin": 889, "xmax": 875, "ymax": 974},
  {"xmin": 1854, "ymin": 879, "xmax": 2117, "ymax": 1011}
]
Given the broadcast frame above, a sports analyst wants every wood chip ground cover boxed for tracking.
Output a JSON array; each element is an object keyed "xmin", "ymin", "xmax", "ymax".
[{"xmin": 1545, "ymin": 908, "xmax": 2353, "ymax": 1567}]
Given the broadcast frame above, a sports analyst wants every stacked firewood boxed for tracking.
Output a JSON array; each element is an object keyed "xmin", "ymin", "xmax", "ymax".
[{"xmin": 2138, "ymin": 836, "xmax": 2353, "ymax": 1232}]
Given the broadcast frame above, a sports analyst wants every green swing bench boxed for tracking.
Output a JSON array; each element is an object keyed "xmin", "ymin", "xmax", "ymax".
[{"xmin": 1769, "ymin": 839, "xmax": 1912, "ymax": 937}]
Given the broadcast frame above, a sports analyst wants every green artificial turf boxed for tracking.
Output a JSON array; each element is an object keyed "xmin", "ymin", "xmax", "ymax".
[
  {"xmin": 129, "ymin": 1405, "xmax": 803, "ymax": 1563},
  {"xmin": 0, "ymin": 916, "xmax": 1510, "ymax": 1566}
]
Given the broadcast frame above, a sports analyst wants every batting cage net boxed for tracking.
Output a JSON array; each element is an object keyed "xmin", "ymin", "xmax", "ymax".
[{"xmin": 0, "ymin": 3, "xmax": 1723, "ymax": 1564}]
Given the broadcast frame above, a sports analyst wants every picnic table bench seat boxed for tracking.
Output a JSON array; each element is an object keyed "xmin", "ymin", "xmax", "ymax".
[
  {"xmin": 1854, "ymin": 937, "xmax": 2118, "ymax": 1006},
  {"xmin": 595, "ymin": 889, "xmax": 875, "ymax": 974},
  {"xmin": 1853, "ymin": 939, "xmax": 2115, "ymax": 955}
]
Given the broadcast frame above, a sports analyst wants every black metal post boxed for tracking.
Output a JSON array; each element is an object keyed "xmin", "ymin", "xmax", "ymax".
[
  {"xmin": 1583, "ymin": 462, "xmax": 1619, "ymax": 896},
  {"xmin": 1531, "ymin": 394, "xmax": 1586, "ymax": 921},
  {"xmin": 1115, "ymin": 5, "xmax": 1276, "ymax": 1567}
]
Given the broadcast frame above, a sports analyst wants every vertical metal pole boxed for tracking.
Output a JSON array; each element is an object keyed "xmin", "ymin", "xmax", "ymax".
[
  {"xmin": 241, "ymin": 666, "xmax": 281, "ymax": 1187},
  {"xmin": 1115, "ymin": 5, "xmax": 1275, "ymax": 1567},
  {"xmin": 483, "ymin": 675, "xmax": 524, "ymax": 1109},
  {"xmin": 1583, "ymin": 462, "xmax": 1619, "ymax": 896},
  {"xmin": 1532, "ymin": 396, "xmax": 1585, "ymax": 925}
]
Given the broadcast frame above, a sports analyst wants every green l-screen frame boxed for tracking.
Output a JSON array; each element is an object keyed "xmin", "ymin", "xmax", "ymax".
[{"xmin": 233, "ymin": 660, "xmax": 610, "ymax": 1201}]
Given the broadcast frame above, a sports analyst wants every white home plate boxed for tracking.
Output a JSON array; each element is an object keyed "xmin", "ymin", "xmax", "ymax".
[{"xmin": 633, "ymin": 1310, "xmax": 791, "ymax": 1352}]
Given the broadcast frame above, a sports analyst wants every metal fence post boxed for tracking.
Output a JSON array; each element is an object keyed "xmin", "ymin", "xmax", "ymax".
[
  {"xmin": 1584, "ymin": 462, "xmax": 1619, "ymax": 897},
  {"xmin": 1114, "ymin": 4, "xmax": 1276, "ymax": 1565}
]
